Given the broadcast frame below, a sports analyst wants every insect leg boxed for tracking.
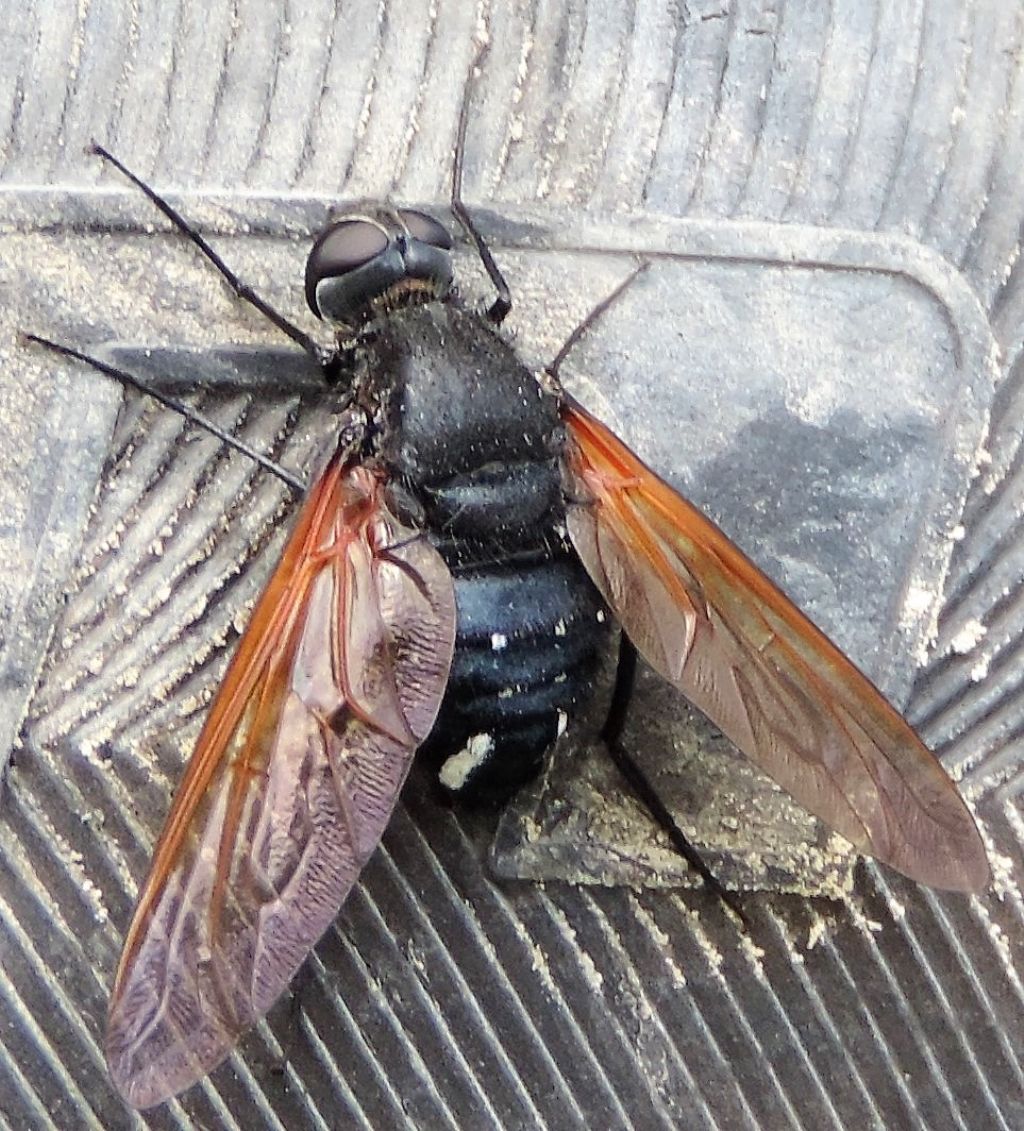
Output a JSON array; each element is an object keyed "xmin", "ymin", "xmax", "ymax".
[
  {"xmin": 90, "ymin": 144, "xmax": 341, "ymax": 378},
  {"xmin": 22, "ymin": 333, "xmax": 307, "ymax": 495},
  {"xmin": 449, "ymin": 46, "xmax": 512, "ymax": 325},
  {"xmin": 547, "ymin": 261, "xmax": 651, "ymax": 381},
  {"xmin": 601, "ymin": 634, "xmax": 749, "ymax": 927}
]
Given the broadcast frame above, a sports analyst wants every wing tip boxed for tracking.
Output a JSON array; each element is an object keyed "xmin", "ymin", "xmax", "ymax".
[
  {"xmin": 106, "ymin": 988, "xmax": 239, "ymax": 1110},
  {"xmin": 922, "ymin": 848, "xmax": 991, "ymax": 894},
  {"xmin": 884, "ymin": 822, "xmax": 991, "ymax": 894},
  {"xmin": 106, "ymin": 1045, "xmax": 178, "ymax": 1111},
  {"xmin": 106, "ymin": 1028, "xmax": 232, "ymax": 1111}
]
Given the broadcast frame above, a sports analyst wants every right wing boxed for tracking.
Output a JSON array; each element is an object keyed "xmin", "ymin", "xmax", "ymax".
[
  {"xmin": 561, "ymin": 398, "xmax": 989, "ymax": 893},
  {"xmin": 106, "ymin": 451, "xmax": 457, "ymax": 1109}
]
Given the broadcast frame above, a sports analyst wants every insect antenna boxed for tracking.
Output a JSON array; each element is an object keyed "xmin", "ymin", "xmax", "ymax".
[
  {"xmin": 89, "ymin": 143, "xmax": 342, "ymax": 380},
  {"xmin": 22, "ymin": 332, "xmax": 307, "ymax": 495},
  {"xmin": 448, "ymin": 45, "xmax": 512, "ymax": 325}
]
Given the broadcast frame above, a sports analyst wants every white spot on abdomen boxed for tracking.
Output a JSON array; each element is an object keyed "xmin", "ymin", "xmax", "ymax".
[{"xmin": 439, "ymin": 733, "xmax": 495, "ymax": 792}]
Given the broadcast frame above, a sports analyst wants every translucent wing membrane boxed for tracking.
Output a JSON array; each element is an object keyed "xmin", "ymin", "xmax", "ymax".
[
  {"xmin": 561, "ymin": 399, "xmax": 989, "ymax": 893},
  {"xmin": 106, "ymin": 452, "xmax": 457, "ymax": 1109}
]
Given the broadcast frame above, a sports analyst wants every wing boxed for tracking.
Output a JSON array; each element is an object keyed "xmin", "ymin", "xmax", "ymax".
[
  {"xmin": 561, "ymin": 398, "xmax": 989, "ymax": 893},
  {"xmin": 106, "ymin": 450, "xmax": 457, "ymax": 1109}
]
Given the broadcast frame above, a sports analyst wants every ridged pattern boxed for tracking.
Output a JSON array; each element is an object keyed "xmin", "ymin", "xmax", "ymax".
[{"xmin": 3, "ymin": 1, "xmax": 1024, "ymax": 1128}]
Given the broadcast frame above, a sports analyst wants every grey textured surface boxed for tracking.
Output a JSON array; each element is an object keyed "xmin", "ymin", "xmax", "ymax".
[{"xmin": 2, "ymin": 2, "xmax": 1023, "ymax": 1129}]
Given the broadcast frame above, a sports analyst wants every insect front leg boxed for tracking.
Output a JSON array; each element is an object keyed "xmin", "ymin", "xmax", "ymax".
[
  {"xmin": 90, "ymin": 144, "xmax": 342, "ymax": 380},
  {"xmin": 21, "ymin": 334, "xmax": 309, "ymax": 495},
  {"xmin": 448, "ymin": 45, "xmax": 512, "ymax": 325}
]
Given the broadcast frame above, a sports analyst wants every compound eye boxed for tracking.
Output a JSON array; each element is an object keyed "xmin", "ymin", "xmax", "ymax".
[
  {"xmin": 308, "ymin": 220, "xmax": 389, "ymax": 281},
  {"xmin": 305, "ymin": 219, "xmax": 392, "ymax": 317},
  {"xmin": 399, "ymin": 209, "xmax": 453, "ymax": 251}
]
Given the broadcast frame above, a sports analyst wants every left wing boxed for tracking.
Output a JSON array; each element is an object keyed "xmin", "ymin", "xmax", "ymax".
[
  {"xmin": 561, "ymin": 398, "xmax": 989, "ymax": 893},
  {"xmin": 106, "ymin": 451, "xmax": 457, "ymax": 1108}
]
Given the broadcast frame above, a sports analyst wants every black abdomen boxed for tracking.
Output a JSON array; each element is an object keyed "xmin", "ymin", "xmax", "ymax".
[
  {"xmin": 427, "ymin": 472, "xmax": 607, "ymax": 801},
  {"xmin": 378, "ymin": 304, "xmax": 608, "ymax": 801}
]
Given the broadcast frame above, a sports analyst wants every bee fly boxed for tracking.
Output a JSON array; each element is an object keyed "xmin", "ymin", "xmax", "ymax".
[{"xmin": 26, "ymin": 80, "xmax": 988, "ymax": 1111}]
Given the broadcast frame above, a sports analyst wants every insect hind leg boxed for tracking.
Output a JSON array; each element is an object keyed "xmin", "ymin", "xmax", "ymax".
[{"xmin": 602, "ymin": 635, "xmax": 749, "ymax": 928}]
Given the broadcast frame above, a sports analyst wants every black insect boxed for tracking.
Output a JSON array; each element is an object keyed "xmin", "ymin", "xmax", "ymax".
[{"xmin": 27, "ymin": 102, "xmax": 988, "ymax": 1110}]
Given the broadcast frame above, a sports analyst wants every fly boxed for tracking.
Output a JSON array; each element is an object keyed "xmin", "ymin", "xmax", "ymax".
[{"xmin": 25, "ymin": 56, "xmax": 989, "ymax": 1111}]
